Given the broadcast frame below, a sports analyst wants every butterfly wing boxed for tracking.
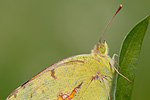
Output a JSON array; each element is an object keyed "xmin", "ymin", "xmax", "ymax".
[{"xmin": 6, "ymin": 54, "xmax": 113, "ymax": 100}]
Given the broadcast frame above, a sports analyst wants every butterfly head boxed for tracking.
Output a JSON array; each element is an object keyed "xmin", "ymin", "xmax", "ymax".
[
  {"xmin": 92, "ymin": 40, "xmax": 109, "ymax": 55},
  {"xmin": 98, "ymin": 41, "xmax": 109, "ymax": 55}
]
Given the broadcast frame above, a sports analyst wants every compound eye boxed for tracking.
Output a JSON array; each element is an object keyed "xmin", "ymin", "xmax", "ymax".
[{"xmin": 98, "ymin": 44, "xmax": 105, "ymax": 54}]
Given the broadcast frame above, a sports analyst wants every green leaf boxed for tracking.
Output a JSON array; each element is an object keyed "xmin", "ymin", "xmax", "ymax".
[
  {"xmin": 110, "ymin": 15, "xmax": 150, "ymax": 100},
  {"xmin": 114, "ymin": 15, "xmax": 150, "ymax": 100}
]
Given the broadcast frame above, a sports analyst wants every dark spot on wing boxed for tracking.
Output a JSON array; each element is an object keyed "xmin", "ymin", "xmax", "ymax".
[
  {"xmin": 51, "ymin": 69, "xmax": 57, "ymax": 79},
  {"xmin": 31, "ymin": 94, "xmax": 32, "ymax": 98},
  {"xmin": 23, "ymin": 86, "xmax": 26, "ymax": 89},
  {"xmin": 14, "ymin": 93, "xmax": 17, "ymax": 98},
  {"xmin": 64, "ymin": 60, "xmax": 84, "ymax": 65},
  {"xmin": 42, "ymin": 90, "xmax": 45, "ymax": 94},
  {"xmin": 21, "ymin": 80, "xmax": 30, "ymax": 88},
  {"xmin": 6, "ymin": 87, "xmax": 20, "ymax": 100}
]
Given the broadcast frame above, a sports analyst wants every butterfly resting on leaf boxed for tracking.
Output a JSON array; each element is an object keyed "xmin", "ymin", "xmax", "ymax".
[{"xmin": 6, "ymin": 4, "xmax": 131, "ymax": 100}]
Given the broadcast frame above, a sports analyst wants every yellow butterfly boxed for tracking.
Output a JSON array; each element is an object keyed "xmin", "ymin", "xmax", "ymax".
[{"xmin": 6, "ymin": 4, "xmax": 128, "ymax": 100}]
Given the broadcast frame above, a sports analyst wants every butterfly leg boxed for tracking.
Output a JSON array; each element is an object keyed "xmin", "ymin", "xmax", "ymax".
[
  {"xmin": 112, "ymin": 54, "xmax": 118, "ymax": 60},
  {"xmin": 110, "ymin": 54, "xmax": 118, "ymax": 67},
  {"xmin": 109, "ymin": 62, "xmax": 132, "ymax": 83},
  {"xmin": 93, "ymin": 73, "xmax": 112, "ymax": 100},
  {"xmin": 93, "ymin": 73, "xmax": 111, "ymax": 100},
  {"xmin": 101, "ymin": 75, "xmax": 111, "ymax": 100},
  {"xmin": 110, "ymin": 54, "xmax": 132, "ymax": 83}
]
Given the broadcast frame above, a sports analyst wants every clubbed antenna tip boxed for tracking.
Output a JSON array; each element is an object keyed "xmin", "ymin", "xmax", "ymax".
[{"xmin": 99, "ymin": 4, "xmax": 123, "ymax": 44}]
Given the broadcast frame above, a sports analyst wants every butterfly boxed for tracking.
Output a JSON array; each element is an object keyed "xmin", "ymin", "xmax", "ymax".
[{"xmin": 6, "ymin": 4, "xmax": 129, "ymax": 100}]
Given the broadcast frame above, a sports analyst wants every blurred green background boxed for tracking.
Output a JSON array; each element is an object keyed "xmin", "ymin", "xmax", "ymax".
[{"xmin": 0, "ymin": 0, "xmax": 150, "ymax": 100}]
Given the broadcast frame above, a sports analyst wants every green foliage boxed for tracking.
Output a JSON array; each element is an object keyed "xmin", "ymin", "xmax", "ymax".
[{"xmin": 111, "ymin": 15, "xmax": 150, "ymax": 100}]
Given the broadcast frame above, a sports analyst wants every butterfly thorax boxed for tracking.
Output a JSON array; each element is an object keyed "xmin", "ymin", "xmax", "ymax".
[{"xmin": 92, "ymin": 41, "xmax": 114, "ymax": 77}]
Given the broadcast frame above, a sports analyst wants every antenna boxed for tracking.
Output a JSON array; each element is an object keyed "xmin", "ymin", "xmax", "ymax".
[{"xmin": 99, "ymin": 4, "xmax": 123, "ymax": 43}]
